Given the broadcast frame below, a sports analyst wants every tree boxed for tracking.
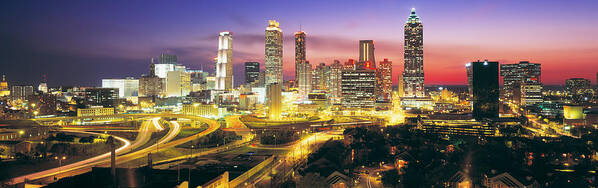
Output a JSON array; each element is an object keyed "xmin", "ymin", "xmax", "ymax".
[
  {"xmin": 381, "ymin": 169, "xmax": 400, "ymax": 187},
  {"xmin": 296, "ymin": 173, "xmax": 328, "ymax": 188}
]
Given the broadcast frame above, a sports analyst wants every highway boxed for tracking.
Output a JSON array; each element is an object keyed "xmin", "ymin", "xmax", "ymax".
[
  {"xmin": 10, "ymin": 114, "xmax": 220, "ymax": 185},
  {"xmin": 9, "ymin": 129, "xmax": 132, "ymax": 184},
  {"xmin": 250, "ymin": 130, "xmax": 342, "ymax": 187}
]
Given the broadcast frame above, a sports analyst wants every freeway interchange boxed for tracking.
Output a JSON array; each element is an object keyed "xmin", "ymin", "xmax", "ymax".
[
  {"xmin": 7, "ymin": 114, "xmax": 367, "ymax": 187},
  {"xmin": 8, "ymin": 114, "xmax": 220, "ymax": 185}
]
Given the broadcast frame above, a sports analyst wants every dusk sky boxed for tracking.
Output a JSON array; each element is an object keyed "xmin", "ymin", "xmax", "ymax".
[{"xmin": 1, "ymin": 0, "xmax": 597, "ymax": 87}]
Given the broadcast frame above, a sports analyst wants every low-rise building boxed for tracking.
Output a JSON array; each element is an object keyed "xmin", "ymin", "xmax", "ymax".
[{"xmin": 77, "ymin": 107, "xmax": 115, "ymax": 117}]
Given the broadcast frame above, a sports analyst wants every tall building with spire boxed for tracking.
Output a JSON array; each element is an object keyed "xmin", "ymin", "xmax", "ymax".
[
  {"xmin": 265, "ymin": 20, "xmax": 283, "ymax": 86},
  {"xmin": 402, "ymin": 8, "xmax": 425, "ymax": 98},
  {"xmin": 295, "ymin": 30, "xmax": 311, "ymax": 99},
  {"xmin": 359, "ymin": 40, "xmax": 376, "ymax": 69},
  {"xmin": 216, "ymin": 31, "xmax": 233, "ymax": 90}
]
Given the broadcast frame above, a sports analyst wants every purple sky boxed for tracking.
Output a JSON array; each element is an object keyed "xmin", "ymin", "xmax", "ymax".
[{"xmin": 1, "ymin": 0, "xmax": 597, "ymax": 87}]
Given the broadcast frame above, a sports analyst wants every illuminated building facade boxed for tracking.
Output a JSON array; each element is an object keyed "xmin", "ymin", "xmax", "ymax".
[
  {"xmin": 500, "ymin": 61, "xmax": 542, "ymax": 104},
  {"xmin": 139, "ymin": 75, "xmax": 163, "ymax": 97},
  {"xmin": 565, "ymin": 78, "xmax": 592, "ymax": 103},
  {"xmin": 402, "ymin": 8, "xmax": 425, "ymax": 98},
  {"xmin": 0, "ymin": 75, "xmax": 10, "ymax": 96},
  {"xmin": 265, "ymin": 20, "xmax": 283, "ymax": 86},
  {"xmin": 245, "ymin": 62, "xmax": 260, "ymax": 84},
  {"xmin": 77, "ymin": 107, "xmax": 114, "ymax": 117},
  {"xmin": 159, "ymin": 53, "xmax": 177, "ymax": 64},
  {"xmin": 298, "ymin": 61, "xmax": 312, "ymax": 99},
  {"xmin": 359, "ymin": 40, "xmax": 376, "ymax": 68},
  {"xmin": 84, "ymin": 88, "xmax": 118, "ymax": 107},
  {"xmin": 102, "ymin": 77, "xmax": 139, "ymax": 98},
  {"xmin": 266, "ymin": 83, "xmax": 282, "ymax": 119},
  {"xmin": 420, "ymin": 120, "xmax": 495, "ymax": 136},
  {"xmin": 154, "ymin": 63, "xmax": 175, "ymax": 79},
  {"xmin": 216, "ymin": 31, "xmax": 233, "ymax": 90},
  {"xmin": 344, "ymin": 59, "xmax": 355, "ymax": 70},
  {"xmin": 295, "ymin": 31, "xmax": 311, "ymax": 99},
  {"xmin": 139, "ymin": 59, "xmax": 164, "ymax": 97},
  {"xmin": 378, "ymin": 58, "xmax": 393, "ymax": 101},
  {"xmin": 312, "ymin": 62, "xmax": 330, "ymax": 91},
  {"xmin": 182, "ymin": 103, "xmax": 226, "ymax": 118},
  {"xmin": 328, "ymin": 60, "xmax": 343, "ymax": 102},
  {"xmin": 341, "ymin": 68, "xmax": 376, "ymax": 110},
  {"xmin": 166, "ymin": 71, "xmax": 191, "ymax": 97},
  {"xmin": 10, "ymin": 85, "xmax": 34, "ymax": 100},
  {"xmin": 470, "ymin": 60, "xmax": 499, "ymax": 120}
]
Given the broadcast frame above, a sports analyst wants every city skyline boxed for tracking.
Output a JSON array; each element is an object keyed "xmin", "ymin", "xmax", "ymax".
[{"xmin": 2, "ymin": 0, "xmax": 598, "ymax": 87}]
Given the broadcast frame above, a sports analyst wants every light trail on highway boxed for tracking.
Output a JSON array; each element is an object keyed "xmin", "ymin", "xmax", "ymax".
[{"xmin": 9, "ymin": 129, "xmax": 132, "ymax": 185}]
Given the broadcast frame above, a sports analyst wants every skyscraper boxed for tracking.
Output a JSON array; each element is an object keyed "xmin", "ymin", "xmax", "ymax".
[
  {"xmin": 216, "ymin": 31, "xmax": 233, "ymax": 90},
  {"xmin": 159, "ymin": 53, "xmax": 177, "ymax": 64},
  {"xmin": 379, "ymin": 58, "xmax": 393, "ymax": 101},
  {"xmin": 166, "ymin": 71, "xmax": 191, "ymax": 97},
  {"xmin": 566, "ymin": 78, "xmax": 592, "ymax": 103},
  {"xmin": 402, "ymin": 8, "xmax": 425, "ymax": 98},
  {"xmin": 266, "ymin": 83, "xmax": 282, "ymax": 120},
  {"xmin": 140, "ymin": 58, "xmax": 164, "ymax": 97},
  {"xmin": 102, "ymin": 77, "xmax": 139, "ymax": 98},
  {"xmin": 500, "ymin": 61, "xmax": 541, "ymax": 102},
  {"xmin": 265, "ymin": 20, "xmax": 283, "ymax": 86},
  {"xmin": 10, "ymin": 85, "xmax": 34, "ymax": 100},
  {"xmin": 0, "ymin": 75, "xmax": 9, "ymax": 97},
  {"xmin": 84, "ymin": 88, "xmax": 118, "ymax": 108},
  {"xmin": 341, "ymin": 66, "xmax": 376, "ymax": 110},
  {"xmin": 295, "ymin": 30, "xmax": 311, "ymax": 99},
  {"xmin": 295, "ymin": 30, "xmax": 306, "ymax": 80},
  {"xmin": 469, "ymin": 60, "xmax": 499, "ymax": 120},
  {"xmin": 328, "ymin": 60, "xmax": 343, "ymax": 103},
  {"xmin": 245, "ymin": 62, "xmax": 260, "ymax": 84},
  {"xmin": 312, "ymin": 62, "xmax": 330, "ymax": 91},
  {"xmin": 359, "ymin": 40, "xmax": 376, "ymax": 69}
]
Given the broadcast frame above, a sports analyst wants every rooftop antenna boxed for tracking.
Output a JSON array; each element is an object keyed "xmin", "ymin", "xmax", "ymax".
[{"xmin": 299, "ymin": 23, "xmax": 302, "ymax": 31}]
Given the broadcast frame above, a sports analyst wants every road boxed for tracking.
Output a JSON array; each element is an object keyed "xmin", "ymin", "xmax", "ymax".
[
  {"xmin": 9, "ymin": 129, "xmax": 133, "ymax": 184},
  {"xmin": 250, "ymin": 130, "xmax": 342, "ymax": 187},
  {"xmin": 11, "ymin": 114, "xmax": 219, "ymax": 185}
]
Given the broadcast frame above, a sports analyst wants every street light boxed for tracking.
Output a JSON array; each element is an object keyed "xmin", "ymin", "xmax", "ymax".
[{"xmin": 54, "ymin": 156, "xmax": 67, "ymax": 180}]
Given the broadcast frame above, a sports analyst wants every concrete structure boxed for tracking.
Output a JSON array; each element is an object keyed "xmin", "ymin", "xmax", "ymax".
[
  {"xmin": 166, "ymin": 71, "xmax": 191, "ymax": 97},
  {"xmin": 84, "ymin": 88, "xmax": 118, "ymax": 108},
  {"xmin": 102, "ymin": 78, "xmax": 139, "ymax": 98},
  {"xmin": 10, "ymin": 85, "xmax": 33, "ymax": 100},
  {"xmin": 182, "ymin": 103, "xmax": 226, "ymax": 118},
  {"xmin": 158, "ymin": 53, "xmax": 177, "ymax": 64},
  {"xmin": 244, "ymin": 62, "xmax": 260, "ymax": 85},
  {"xmin": 265, "ymin": 20, "xmax": 283, "ymax": 86},
  {"xmin": 341, "ymin": 68, "xmax": 376, "ymax": 110},
  {"xmin": 328, "ymin": 60, "xmax": 343, "ymax": 103},
  {"xmin": 470, "ymin": 60, "xmax": 499, "ymax": 120},
  {"xmin": 216, "ymin": 31, "xmax": 233, "ymax": 90},
  {"xmin": 402, "ymin": 8, "xmax": 425, "ymax": 98},
  {"xmin": 312, "ymin": 62, "xmax": 330, "ymax": 91},
  {"xmin": 0, "ymin": 75, "xmax": 9, "ymax": 96},
  {"xmin": 77, "ymin": 107, "xmax": 114, "ymax": 117},
  {"xmin": 500, "ymin": 61, "xmax": 542, "ymax": 104},
  {"xmin": 378, "ymin": 58, "xmax": 393, "ymax": 101},
  {"xmin": 358, "ymin": 40, "xmax": 376, "ymax": 68},
  {"xmin": 295, "ymin": 30, "xmax": 312, "ymax": 100},
  {"xmin": 266, "ymin": 83, "xmax": 282, "ymax": 119}
]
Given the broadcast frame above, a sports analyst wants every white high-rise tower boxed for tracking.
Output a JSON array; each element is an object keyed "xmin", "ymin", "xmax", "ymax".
[{"xmin": 216, "ymin": 31, "xmax": 233, "ymax": 90}]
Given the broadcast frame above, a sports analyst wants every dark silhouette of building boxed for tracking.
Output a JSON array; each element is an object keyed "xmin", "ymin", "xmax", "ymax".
[
  {"xmin": 245, "ymin": 62, "xmax": 260, "ymax": 84},
  {"xmin": 470, "ymin": 60, "xmax": 499, "ymax": 120}
]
